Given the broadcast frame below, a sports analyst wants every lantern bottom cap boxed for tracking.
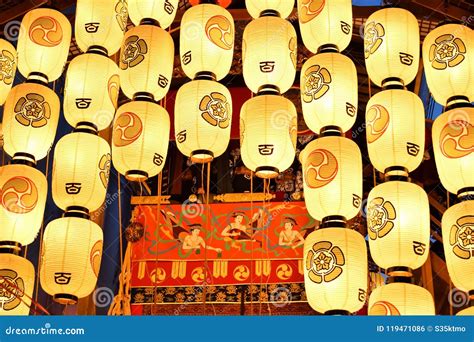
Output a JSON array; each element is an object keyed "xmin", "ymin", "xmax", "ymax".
[
  {"xmin": 125, "ymin": 170, "xmax": 149, "ymax": 182},
  {"xmin": 255, "ymin": 166, "xmax": 279, "ymax": 179},
  {"xmin": 324, "ymin": 310, "xmax": 350, "ymax": 316},
  {"xmin": 0, "ymin": 241, "xmax": 22, "ymax": 254},
  {"xmin": 191, "ymin": 150, "xmax": 214, "ymax": 164},
  {"xmin": 53, "ymin": 294, "xmax": 78, "ymax": 305},
  {"xmin": 386, "ymin": 266, "xmax": 413, "ymax": 277}
]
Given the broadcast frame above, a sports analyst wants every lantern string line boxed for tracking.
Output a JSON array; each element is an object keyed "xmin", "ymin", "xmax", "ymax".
[
  {"xmin": 206, "ymin": 161, "xmax": 216, "ymax": 315},
  {"xmin": 0, "ymin": 275, "xmax": 50, "ymax": 315},
  {"xmin": 152, "ymin": 172, "xmax": 163, "ymax": 314},
  {"xmin": 33, "ymin": 149, "xmax": 50, "ymax": 314},
  {"xmin": 249, "ymin": 170, "xmax": 254, "ymax": 315}
]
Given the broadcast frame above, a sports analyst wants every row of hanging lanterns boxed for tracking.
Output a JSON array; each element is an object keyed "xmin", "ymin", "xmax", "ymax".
[
  {"xmin": 363, "ymin": 6, "xmax": 435, "ymax": 315},
  {"xmin": 423, "ymin": 23, "xmax": 474, "ymax": 316},
  {"xmin": 298, "ymin": 0, "xmax": 368, "ymax": 315}
]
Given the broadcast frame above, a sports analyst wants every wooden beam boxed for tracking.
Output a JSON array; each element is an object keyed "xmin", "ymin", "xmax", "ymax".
[
  {"xmin": 411, "ymin": 0, "xmax": 472, "ymax": 23},
  {"xmin": 0, "ymin": 0, "xmax": 47, "ymax": 25}
]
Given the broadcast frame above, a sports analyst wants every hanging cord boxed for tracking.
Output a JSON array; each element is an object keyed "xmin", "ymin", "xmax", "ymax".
[
  {"xmin": 34, "ymin": 150, "xmax": 50, "ymax": 314},
  {"xmin": 249, "ymin": 171, "xmax": 254, "ymax": 315},
  {"xmin": 151, "ymin": 172, "xmax": 163, "ymax": 314}
]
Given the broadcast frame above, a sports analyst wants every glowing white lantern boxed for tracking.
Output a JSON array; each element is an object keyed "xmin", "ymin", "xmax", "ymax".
[
  {"xmin": 128, "ymin": 0, "xmax": 179, "ymax": 29},
  {"xmin": 180, "ymin": 4, "xmax": 235, "ymax": 80},
  {"xmin": 0, "ymin": 39, "xmax": 17, "ymax": 105},
  {"xmin": 52, "ymin": 129, "xmax": 111, "ymax": 213},
  {"xmin": 64, "ymin": 53, "xmax": 119, "ymax": 130},
  {"xmin": 112, "ymin": 100, "xmax": 170, "ymax": 181},
  {"xmin": 40, "ymin": 216, "xmax": 103, "ymax": 304},
  {"xmin": 75, "ymin": 0, "xmax": 128, "ymax": 55},
  {"xmin": 301, "ymin": 52, "xmax": 357, "ymax": 134},
  {"xmin": 175, "ymin": 79, "xmax": 232, "ymax": 163},
  {"xmin": 17, "ymin": 8, "xmax": 72, "ymax": 82},
  {"xmin": 432, "ymin": 107, "xmax": 474, "ymax": 196},
  {"xmin": 422, "ymin": 24, "xmax": 473, "ymax": 106},
  {"xmin": 242, "ymin": 16, "xmax": 296, "ymax": 94},
  {"xmin": 240, "ymin": 95, "xmax": 297, "ymax": 178},
  {"xmin": 304, "ymin": 227, "xmax": 367, "ymax": 314},
  {"xmin": 457, "ymin": 306, "xmax": 474, "ymax": 316},
  {"xmin": 442, "ymin": 200, "xmax": 474, "ymax": 294},
  {"xmin": 0, "ymin": 164, "xmax": 47, "ymax": 247},
  {"xmin": 0, "ymin": 254, "xmax": 35, "ymax": 316},
  {"xmin": 368, "ymin": 282, "xmax": 435, "ymax": 315},
  {"xmin": 298, "ymin": 0, "xmax": 352, "ymax": 53},
  {"xmin": 367, "ymin": 181, "xmax": 430, "ymax": 275},
  {"xmin": 245, "ymin": 0, "xmax": 294, "ymax": 19},
  {"xmin": 119, "ymin": 24, "xmax": 174, "ymax": 101},
  {"xmin": 366, "ymin": 89, "xmax": 425, "ymax": 173},
  {"xmin": 364, "ymin": 8, "xmax": 420, "ymax": 87},
  {"xmin": 2, "ymin": 82, "xmax": 60, "ymax": 163},
  {"xmin": 300, "ymin": 136, "xmax": 362, "ymax": 221}
]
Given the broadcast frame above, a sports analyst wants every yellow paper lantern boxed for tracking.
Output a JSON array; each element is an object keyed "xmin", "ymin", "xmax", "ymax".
[
  {"xmin": 0, "ymin": 39, "xmax": 17, "ymax": 105},
  {"xmin": 457, "ymin": 306, "xmax": 474, "ymax": 316},
  {"xmin": 0, "ymin": 254, "xmax": 35, "ymax": 316},
  {"xmin": 40, "ymin": 216, "xmax": 103, "ymax": 304},
  {"xmin": 175, "ymin": 80, "xmax": 232, "ymax": 163},
  {"xmin": 432, "ymin": 107, "xmax": 474, "ymax": 196},
  {"xmin": 368, "ymin": 282, "xmax": 435, "ymax": 315},
  {"xmin": 242, "ymin": 16, "xmax": 296, "ymax": 94},
  {"xmin": 245, "ymin": 0, "xmax": 294, "ymax": 19},
  {"xmin": 422, "ymin": 24, "xmax": 473, "ymax": 107},
  {"xmin": 119, "ymin": 24, "xmax": 174, "ymax": 101},
  {"xmin": 367, "ymin": 181, "xmax": 430, "ymax": 275},
  {"xmin": 301, "ymin": 52, "xmax": 357, "ymax": 134},
  {"xmin": 366, "ymin": 89, "xmax": 425, "ymax": 173},
  {"xmin": 180, "ymin": 4, "xmax": 235, "ymax": 80},
  {"xmin": 0, "ymin": 164, "xmax": 47, "ymax": 247},
  {"xmin": 112, "ymin": 100, "xmax": 170, "ymax": 181},
  {"xmin": 64, "ymin": 53, "xmax": 119, "ymax": 130},
  {"xmin": 298, "ymin": 0, "xmax": 352, "ymax": 53},
  {"xmin": 304, "ymin": 227, "xmax": 367, "ymax": 314},
  {"xmin": 2, "ymin": 82, "xmax": 60, "ymax": 163},
  {"xmin": 364, "ymin": 8, "xmax": 419, "ymax": 87},
  {"xmin": 17, "ymin": 8, "xmax": 72, "ymax": 82},
  {"xmin": 442, "ymin": 200, "xmax": 474, "ymax": 293},
  {"xmin": 240, "ymin": 95, "xmax": 296, "ymax": 178},
  {"xmin": 300, "ymin": 136, "xmax": 362, "ymax": 222},
  {"xmin": 128, "ymin": 0, "xmax": 179, "ymax": 29},
  {"xmin": 52, "ymin": 129, "xmax": 111, "ymax": 213},
  {"xmin": 75, "ymin": 0, "xmax": 127, "ymax": 55}
]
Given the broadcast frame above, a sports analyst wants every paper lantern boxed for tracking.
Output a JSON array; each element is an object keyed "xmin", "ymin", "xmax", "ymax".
[
  {"xmin": 180, "ymin": 4, "xmax": 235, "ymax": 80},
  {"xmin": 75, "ymin": 0, "xmax": 127, "ymax": 55},
  {"xmin": 301, "ymin": 52, "xmax": 357, "ymax": 134},
  {"xmin": 119, "ymin": 24, "xmax": 174, "ymax": 101},
  {"xmin": 17, "ymin": 8, "xmax": 72, "ymax": 82},
  {"xmin": 366, "ymin": 89, "xmax": 425, "ymax": 173},
  {"xmin": 52, "ymin": 129, "xmax": 111, "ymax": 213},
  {"xmin": 2, "ymin": 82, "xmax": 60, "ymax": 163},
  {"xmin": 304, "ymin": 227, "xmax": 367, "ymax": 314},
  {"xmin": 432, "ymin": 107, "xmax": 474, "ymax": 196},
  {"xmin": 457, "ymin": 306, "xmax": 474, "ymax": 316},
  {"xmin": 298, "ymin": 0, "xmax": 352, "ymax": 53},
  {"xmin": 242, "ymin": 16, "xmax": 296, "ymax": 94},
  {"xmin": 300, "ymin": 136, "xmax": 362, "ymax": 222},
  {"xmin": 64, "ymin": 53, "xmax": 119, "ymax": 130},
  {"xmin": 245, "ymin": 0, "xmax": 294, "ymax": 19},
  {"xmin": 368, "ymin": 282, "xmax": 435, "ymax": 315},
  {"xmin": 422, "ymin": 24, "xmax": 473, "ymax": 106},
  {"xmin": 0, "ymin": 164, "xmax": 47, "ymax": 247},
  {"xmin": 364, "ymin": 8, "xmax": 419, "ymax": 87},
  {"xmin": 0, "ymin": 254, "xmax": 34, "ymax": 316},
  {"xmin": 175, "ymin": 80, "xmax": 232, "ymax": 163},
  {"xmin": 128, "ymin": 0, "xmax": 179, "ymax": 29},
  {"xmin": 442, "ymin": 200, "xmax": 474, "ymax": 293},
  {"xmin": 367, "ymin": 181, "xmax": 430, "ymax": 275},
  {"xmin": 0, "ymin": 39, "xmax": 17, "ymax": 105},
  {"xmin": 40, "ymin": 216, "xmax": 103, "ymax": 304},
  {"xmin": 112, "ymin": 100, "xmax": 170, "ymax": 181},
  {"xmin": 240, "ymin": 95, "xmax": 296, "ymax": 178}
]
